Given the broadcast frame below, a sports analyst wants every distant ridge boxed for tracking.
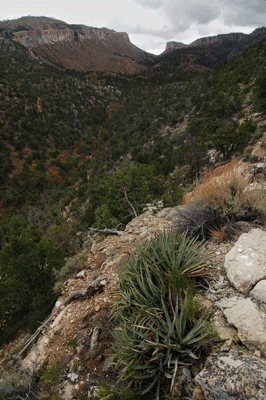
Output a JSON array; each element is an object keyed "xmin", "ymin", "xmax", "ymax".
[
  {"xmin": 0, "ymin": 16, "xmax": 156, "ymax": 74},
  {"xmin": 162, "ymin": 27, "xmax": 266, "ymax": 58},
  {"xmin": 1, "ymin": 16, "xmax": 266, "ymax": 74}
]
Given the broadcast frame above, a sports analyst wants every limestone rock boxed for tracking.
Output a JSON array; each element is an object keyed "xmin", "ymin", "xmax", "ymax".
[
  {"xmin": 51, "ymin": 307, "xmax": 67, "ymax": 329},
  {"xmin": 76, "ymin": 270, "xmax": 86, "ymax": 279},
  {"xmin": 250, "ymin": 280, "xmax": 266, "ymax": 303},
  {"xmin": 252, "ymin": 162, "xmax": 266, "ymax": 176},
  {"xmin": 212, "ymin": 311, "xmax": 238, "ymax": 343},
  {"xmin": 21, "ymin": 335, "xmax": 50, "ymax": 372},
  {"xmin": 87, "ymin": 386, "xmax": 100, "ymax": 399},
  {"xmin": 218, "ymin": 297, "xmax": 266, "ymax": 354},
  {"xmin": 194, "ymin": 350, "xmax": 266, "ymax": 400},
  {"xmin": 67, "ymin": 372, "xmax": 79, "ymax": 383},
  {"xmin": 224, "ymin": 228, "xmax": 266, "ymax": 293},
  {"xmin": 59, "ymin": 381, "xmax": 75, "ymax": 400}
]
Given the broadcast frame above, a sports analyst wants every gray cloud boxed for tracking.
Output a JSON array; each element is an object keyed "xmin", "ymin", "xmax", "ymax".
[
  {"xmin": 129, "ymin": 24, "xmax": 184, "ymax": 40},
  {"xmin": 185, "ymin": 5, "xmax": 220, "ymax": 24},
  {"xmin": 133, "ymin": 0, "xmax": 266, "ymax": 39},
  {"xmin": 136, "ymin": 0, "xmax": 163, "ymax": 9}
]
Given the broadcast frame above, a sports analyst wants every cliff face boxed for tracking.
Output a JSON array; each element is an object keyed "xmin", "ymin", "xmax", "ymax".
[
  {"xmin": 0, "ymin": 17, "xmax": 156, "ymax": 74},
  {"xmin": 165, "ymin": 41, "xmax": 188, "ymax": 52}
]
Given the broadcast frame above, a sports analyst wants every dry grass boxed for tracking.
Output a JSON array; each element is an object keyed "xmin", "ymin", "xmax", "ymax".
[
  {"xmin": 209, "ymin": 225, "xmax": 232, "ymax": 243},
  {"xmin": 184, "ymin": 159, "xmax": 266, "ymax": 220},
  {"xmin": 177, "ymin": 159, "xmax": 266, "ymax": 238}
]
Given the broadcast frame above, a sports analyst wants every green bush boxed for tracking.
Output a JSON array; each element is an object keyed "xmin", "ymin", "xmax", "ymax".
[{"xmin": 105, "ymin": 231, "xmax": 212, "ymax": 400}]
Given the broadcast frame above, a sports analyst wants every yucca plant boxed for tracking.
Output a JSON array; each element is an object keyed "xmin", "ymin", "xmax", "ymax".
[{"xmin": 110, "ymin": 230, "xmax": 213, "ymax": 400}]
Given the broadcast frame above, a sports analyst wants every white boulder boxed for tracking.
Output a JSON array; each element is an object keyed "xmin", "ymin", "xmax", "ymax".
[
  {"xmin": 218, "ymin": 296, "xmax": 266, "ymax": 355},
  {"xmin": 224, "ymin": 228, "xmax": 266, "ymax": 293},
  {"xmin": 250, "ymin": 280, "xmax": 266, "ymax": 303}
]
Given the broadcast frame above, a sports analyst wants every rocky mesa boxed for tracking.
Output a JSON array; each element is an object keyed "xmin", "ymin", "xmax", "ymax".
[{"xmin": 0, "ymin": 16, "xmax": 156, "ymax": 73}]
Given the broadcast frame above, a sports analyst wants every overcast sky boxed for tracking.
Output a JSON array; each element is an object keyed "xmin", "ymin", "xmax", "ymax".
[{"xmin": 1, "ymin": 0, "xmax": 266, "ymax": 54}]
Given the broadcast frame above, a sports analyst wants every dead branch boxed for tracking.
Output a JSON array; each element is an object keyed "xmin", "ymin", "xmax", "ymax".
[
  {"xmin": 121, "ymin": 186, "xmax": 138, "ymax": 219},
  {"xmin": 89, "ymin": 227, "xmax": 123, "ymax": 235}
]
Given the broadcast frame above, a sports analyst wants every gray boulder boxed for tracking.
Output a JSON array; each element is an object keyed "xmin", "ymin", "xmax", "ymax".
[{"xmin": 194, "ymin": 350, "xmax": 266, "ymax": 400}]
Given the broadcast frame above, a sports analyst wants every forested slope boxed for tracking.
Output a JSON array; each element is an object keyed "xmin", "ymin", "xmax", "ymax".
[{"xmin": 1, "ymin": 33, "xmax": 266, "ymax": 342}]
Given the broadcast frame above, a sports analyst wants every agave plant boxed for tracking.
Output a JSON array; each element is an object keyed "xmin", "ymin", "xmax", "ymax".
[
  {"xmin": 110, "ymin": 231, "xmax": 213, "ymax": 399},
  {"xmin": 114, "ymin": 230, "xmax": 212, "ymax": 317},
  {"xmin": 113, "ymin": 290, "xmax": 209, "ymax": 399}
]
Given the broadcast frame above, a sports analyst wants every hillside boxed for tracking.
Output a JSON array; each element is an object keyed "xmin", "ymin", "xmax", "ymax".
[
  {"xmin": 0, "ymin": 16, "xmax": 156, "ymax": 74},
  {"xmin": 0, "ymin": 15, "xmax": 266, "ymax": 372},
  {"xmin": 1, "ymin": 31, "xmax": 266, "ymax": 241}
]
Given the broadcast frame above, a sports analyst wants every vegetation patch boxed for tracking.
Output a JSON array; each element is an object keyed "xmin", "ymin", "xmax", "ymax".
[{"xmin": 99, "ymin": 231, "xmax": 213, "ymax": 400}]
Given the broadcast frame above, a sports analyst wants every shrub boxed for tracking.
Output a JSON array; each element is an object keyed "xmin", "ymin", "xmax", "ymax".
[
  {"xmin": 178, "ymin": 159, "xmax": 266, "ymax": 238},
  {"xmin": 0, "ymin": 369, "xmax": 35, "ymax": 400},
  {"xmin": 173, "ymin": 200, "xmax": 223, "ymax": 239},
  {"xmin": 108, "ymin": 231, "xmax": 212, "ymax": 400},
  {"xmin": 37, "ymin": 362, "xmax": 64, "ymax": 400},
  {"xmin": 241, "ymin": 153, "xmax": 258, "ymax": 162}
]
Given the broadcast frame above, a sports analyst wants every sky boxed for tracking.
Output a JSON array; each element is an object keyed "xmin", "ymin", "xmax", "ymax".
[{"xmin": 1, "ymin": 0, "xmax": 266, "ymax": 55}]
